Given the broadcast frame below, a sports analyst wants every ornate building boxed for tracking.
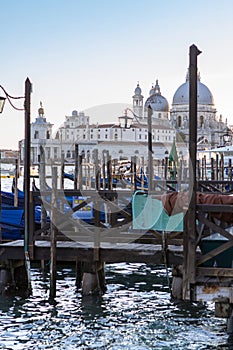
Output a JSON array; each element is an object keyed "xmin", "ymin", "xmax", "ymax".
[
  {"xmin": 19, "ymin": 70, "xmax": 229, "ymax": 165},
  {"xmin": 170, "ymin": 70, "xmax": 227, "ymax": 147}
]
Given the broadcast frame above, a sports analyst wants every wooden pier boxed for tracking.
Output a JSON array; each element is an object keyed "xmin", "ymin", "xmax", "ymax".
[{"xmin": 1, "ymin": 44, "xmax": 233, "ymax": 339}]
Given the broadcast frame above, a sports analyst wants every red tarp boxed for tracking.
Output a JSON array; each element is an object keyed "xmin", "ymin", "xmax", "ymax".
[{"xmin": 161, "ymin": 192, "xmax": 233, "ymax": 223}]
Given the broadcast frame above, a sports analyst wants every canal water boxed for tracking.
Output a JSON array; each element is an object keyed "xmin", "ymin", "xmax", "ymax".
[
  {"xmin": 0, "ymin": 264, "xmax": 228, "ymax": 349},
  {"xmin": 0, "ymin": 178, "xmax": 229, "ymax": 349}
]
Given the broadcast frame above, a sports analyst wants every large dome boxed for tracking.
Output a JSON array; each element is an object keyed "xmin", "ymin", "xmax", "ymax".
[
  {"xmin": 172, "ymin": 71, "xmax": 214, "ymax": 106},
  {"xmin": 145, "ymin": 80, "xmax": 169, "ymax": 112}
]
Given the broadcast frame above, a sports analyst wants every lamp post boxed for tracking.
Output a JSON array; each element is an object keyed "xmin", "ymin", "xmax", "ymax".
[{"xmin": 0, "ymin": 78, "xmax": 32, "ymax": 290}]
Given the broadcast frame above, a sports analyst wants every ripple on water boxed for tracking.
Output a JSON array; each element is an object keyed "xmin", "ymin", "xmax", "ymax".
[{"xmin": 0, "ymin": 263, "xmax": 228, "ymax": 349}]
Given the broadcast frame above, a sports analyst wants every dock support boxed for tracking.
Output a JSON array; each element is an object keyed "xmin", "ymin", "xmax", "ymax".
[
  {"xmin": 182, "ymin": 44, "xmax": 201, "ymax": 300},
  {"xmin": 0, "ymin": 261, "xmax": 29, "ymax": 296},
  {"xmin": 81, "ymin": 262, "xmax": 106, "ymax": 296}
]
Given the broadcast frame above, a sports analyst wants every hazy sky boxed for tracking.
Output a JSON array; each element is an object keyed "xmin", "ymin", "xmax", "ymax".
[{"xmin": 1, "ymin": 0, "xmax": 233, "ymax": 149}]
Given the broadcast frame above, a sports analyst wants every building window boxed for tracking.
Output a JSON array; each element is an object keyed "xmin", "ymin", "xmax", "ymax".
[
  {"xmin": 178, "ymin": 116, "xmax": 182, "ymax": 128},
  {"xmin": 139, "ymin": 135, "xmax": 141, "ymax": 140},
  {"xmin": 114, "ymin": 133, "xmax": 118, "ymax": 140},
  {"xmin": 34, "ymin": 131, "xmax": 39, "ymax": 139},
  {"xmin": 105, "ymin": 134, "xmax": 108, "ymax": 139},
  {"xmin": 200, "ymin": 115, "xmax": 204, "ymax": 127}
]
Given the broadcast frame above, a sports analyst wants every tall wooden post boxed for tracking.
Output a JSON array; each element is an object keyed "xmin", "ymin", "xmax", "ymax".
[
  {"xmin": 0, "ymin": 152, "xmax": 1, "ymax": 242},
  {"xmin": 49, "ymin": 167, "xmax": 58, "ymax": 300},
  {"xmin": 74, "ymin": 144, "xmax": 79, "ymax": 190},
  {"xmin": 14, "ymin": 158, "xmax": 19, "ymax": 207},
  {"xmin": 60, "ymin": 153, "xmax": 65, "ymax": 189},
  {"xmin": 183, "ymin": 44, "xmax": 201, "ymax": 301},
  {"xmin": 147, "ymin": 105, "xmax": 153, "ymax": 192},
  {"xmin": 24, "ymin": 77, "xmax": 32, "ymax": 293}
]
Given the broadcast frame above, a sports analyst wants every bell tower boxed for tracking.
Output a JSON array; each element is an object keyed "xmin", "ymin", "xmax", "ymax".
[{"xmin": 132, "ymin": 82, "xmax": 143, "ymax": 119}]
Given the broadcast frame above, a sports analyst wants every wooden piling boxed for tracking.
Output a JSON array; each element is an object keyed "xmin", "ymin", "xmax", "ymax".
[
  {"xmin": 14, "ymin": 158, "xmax": 19, "ymax": 207},
  {"xmin": 49, "ymin": 166, "xmax": 58, "ymax": 300},
  {"xmin": 182, "ymin": 44, "xmax": 201, "ymax": 300},
  {"xmin": 74, "ymin": 144, "xmax": 78, "ymax": 190},
  {"xmin": 0, "ymin": 152, "xmax": 1, "ymax": 243}
]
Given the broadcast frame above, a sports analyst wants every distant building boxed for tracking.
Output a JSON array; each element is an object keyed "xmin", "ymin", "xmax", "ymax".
[
  {"xmin": 0, "ymin": 149, "xmax": 19, "ymax": 162},
  {"xmin": 19, "ymin": 70, "xmax": 230, "ymax": 165}
]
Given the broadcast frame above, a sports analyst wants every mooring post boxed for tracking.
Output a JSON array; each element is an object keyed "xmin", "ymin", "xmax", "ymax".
[
  {"xmin": 78, "ymin": 154, "xmax": 83, "ymax": 190},
  {"xmin": 60, "ymin": 153, "xmax": 65, "ymax": 190},
  {"xmin": 81, "ymin": 196, "xmax": 106, "ymax": 296},
  {"xmin": 14, "ymin": 158, "xmax": 19, "ymax": 207},
  {"xmin": 93, "ymin": 149, "xmax": 100, "ymax": 190},
  {"xmin": 147, "ymin": 105, "xmax": 153, "ymax": 192},
  {"xmin": 107, "ymin": 151, "xmax": 112, "ymax": 191},
  {"xmin": 74, "ymin": 144, "xmax": 79, "ymax": 190},
  {"xmin": 49, "ymin": 166, "xmax": 58, "ymax": 300},
  {"xmin": 39, "ymin": 147, "xmax": 48, "ymax": 273},
  {"xmin": 0, "ymin": 152, "xmax": 1, "ymax": 243},
  {"xmin": 182, "ymin": 44, "xmax": 201, "ymax": 301},
  {"xmin": 131, "ymin": 155, "xmax": 137, "ymax": 191}
]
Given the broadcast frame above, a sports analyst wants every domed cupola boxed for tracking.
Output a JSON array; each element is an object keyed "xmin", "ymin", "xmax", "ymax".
[
  {"xmin": 149, "ymin": 85, "xmax": 155, "ymax": 96},
  {"xmin": 145, "ymin": 80, "xmax": 169, "ymax": 112},
  {"xmin": 172, "ymin": 70, "xmax": 214, "ymax": 106},
  {"xmin": 132, "ymin": 82, "xmax": 144, "ymax": 120},
  {"xmin": 133, "ymin": 83, "xmax": 142, "ymax": 96},
  {"xmin": 170, "ymin": 70, "xmax": 218, "ymax": 138}
]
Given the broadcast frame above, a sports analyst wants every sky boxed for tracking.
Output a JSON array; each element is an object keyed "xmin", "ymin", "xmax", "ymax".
[{"xmin": 1, "ymin": 0, "xmax": 233, "ymax": 149}]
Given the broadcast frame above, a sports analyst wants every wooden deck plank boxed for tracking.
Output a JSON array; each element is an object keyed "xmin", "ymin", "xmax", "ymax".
[{"xmin": 0, "ymin": 240, "xmax": 185, "ymax": 265}]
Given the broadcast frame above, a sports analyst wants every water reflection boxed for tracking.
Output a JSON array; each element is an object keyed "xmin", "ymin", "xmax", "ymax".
[{"xmin": 0, "ymin": 263, "xmax": 229, "ymax": 349}]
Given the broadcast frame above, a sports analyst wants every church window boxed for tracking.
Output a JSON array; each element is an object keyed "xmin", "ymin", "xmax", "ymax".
[
  {"xmin": 200, "ymin": 115, "xmax": 204, "ymax": 127},
  {"xmin": 54, "ymin": 148, "xmax": 58, "ymax": 159},
  {"xmin": 178, "ymin": 116, "xmax": 182, "ymax": 128}
]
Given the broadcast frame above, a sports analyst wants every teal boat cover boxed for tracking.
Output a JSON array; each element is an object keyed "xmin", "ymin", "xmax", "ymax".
[{"xmin": 132, "ymin": 190, "xmax": 183, "ymax": 232}]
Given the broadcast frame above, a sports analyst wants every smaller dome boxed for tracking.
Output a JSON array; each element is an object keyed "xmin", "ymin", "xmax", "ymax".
[
  {"xmin": 72, "ymin": 110, "xmax": 78, "ymax": 116},
  {"xmin": 149, "ymin": 85, "xmax": 155, "ymax": 96},
  {"xmin": 145, "ymin": 80, "xmax": 169, "ymax": 112},
  {"xmin": 134, "ymin": 83, "xmax": 142, "ymax": 95}
]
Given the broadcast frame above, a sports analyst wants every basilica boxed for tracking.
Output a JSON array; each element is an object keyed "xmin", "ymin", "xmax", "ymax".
[{"xmin": 19, "ymin": 70, "xmax": 229, "ymax": 165}]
